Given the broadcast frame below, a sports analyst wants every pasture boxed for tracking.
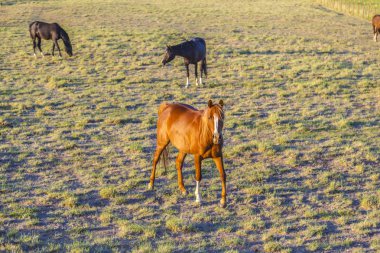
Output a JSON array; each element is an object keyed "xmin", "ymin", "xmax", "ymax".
[
  {"xmin": 0, "ymin": 0, "xmax": 379, "ymax": 252},
  {"xmin": 316, "ymin": 0, "xmax": 380, "ymax": 20}
]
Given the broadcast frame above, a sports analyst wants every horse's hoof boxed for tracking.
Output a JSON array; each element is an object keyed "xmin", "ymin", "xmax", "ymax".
[
  {"xmin": 219, "ymin": 200, "xmax": 226, "ymax": 208},
  {"xmin": 181, "ymin": 189, "xmax": 188, "ymax": 196},
  {"xmin": 147, "ymin": 183, "xmax": 154, "ymax": 190}
]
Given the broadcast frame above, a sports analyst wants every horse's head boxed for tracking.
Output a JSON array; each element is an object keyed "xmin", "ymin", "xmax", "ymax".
[
  {"xmin": 65, "ymin": 44, "xmax": 73, "ymax": 57},
  {"xmin": 62, "ymin": 36, "xmax": 73, "ymax": 56},
  {"xmin": 205, "ymin": 100, "xmax": 225, "ymax": 145},
  {"xmin": 162, "ymin": 46, "xmax": 175, "ymax": 66}
]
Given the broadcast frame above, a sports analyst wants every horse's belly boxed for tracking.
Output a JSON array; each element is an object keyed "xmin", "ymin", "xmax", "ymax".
[{"xmin": 169, "ymin": 132, "xmax": 201, "ymax": 153}]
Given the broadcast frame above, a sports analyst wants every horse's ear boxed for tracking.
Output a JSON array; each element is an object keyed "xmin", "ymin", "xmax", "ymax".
[
  {"xmin": 208, "ymin": 100, "xmax": 213, "ymax": 108},
  {"xmin": 219, "ymin": 100, "xmax": 224, "ymax": 107}
]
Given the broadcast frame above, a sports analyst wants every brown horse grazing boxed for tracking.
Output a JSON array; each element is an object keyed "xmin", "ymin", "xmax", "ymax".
[
  {"xmin": 372, "ymin": 15, "xmax": 380, "ymax": 42},
  {"xmin": 148, "ymin": 100, "xmax": 227, "ymax": 207},
  {"xmin": 29, "ymin": 21, "xmax": 73, "ymax": 57}
]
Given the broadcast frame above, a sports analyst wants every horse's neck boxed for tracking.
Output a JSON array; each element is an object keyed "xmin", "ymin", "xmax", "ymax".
[
  {"xmin": 199, "ymin": 115, "xmax": 213, "ymax": 147},
  {"xmin": 172, "ymin": 43, "xmax": 192, "ymax": 58}
]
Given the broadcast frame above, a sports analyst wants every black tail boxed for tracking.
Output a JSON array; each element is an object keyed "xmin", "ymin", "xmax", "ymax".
[{"xmin": 202, "ymin": 58, "xmax": 207, "ymax": 77}]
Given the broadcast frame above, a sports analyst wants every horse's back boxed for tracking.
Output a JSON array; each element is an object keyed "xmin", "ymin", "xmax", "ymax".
[
  {"xmin": 191, "ymin": 37, "xmax": 206, "ymax": 45},
  {"xmin": 191, "ymin": 38, "xmax": 206, "ymax": 51},
  {"xmin": 158, "ymin": 102, "xmax": 198, "ymax": 117},
  {"xmin": 373, "ymin": 15, "xmax": 380, "ymax": 27},
  {"xmin": 157, "ymin": 103, "xmax": 200, "ymax": 127}
]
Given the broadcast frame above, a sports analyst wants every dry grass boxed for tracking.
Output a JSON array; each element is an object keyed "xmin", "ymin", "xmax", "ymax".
[{"xmin": 0, "ymin": 0, "xmax": 379, "ymax": 252}]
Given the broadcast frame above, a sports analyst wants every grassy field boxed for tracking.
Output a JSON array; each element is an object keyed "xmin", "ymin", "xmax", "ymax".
[
  {"xmin": 316, "ymin": 0, "xmax": 380, "ymax": 20},
  {"xmin": 0, "ymin": 0, "xmax": 380, "ymax": 252}
]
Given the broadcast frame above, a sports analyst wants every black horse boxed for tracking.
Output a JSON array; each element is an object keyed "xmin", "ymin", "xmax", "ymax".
[
  {"xmin": 29, "ymin": 21, "xmax": 73, "ymax": 57},
  {"xmin": 162, "ymin": 37, "xmax": 207, "ymax": 88}
]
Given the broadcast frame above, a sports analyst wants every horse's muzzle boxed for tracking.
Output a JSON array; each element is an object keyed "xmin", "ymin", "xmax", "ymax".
[{"xmin": 213, "ymin": 133, "xmax": 221, "ymax": 144}]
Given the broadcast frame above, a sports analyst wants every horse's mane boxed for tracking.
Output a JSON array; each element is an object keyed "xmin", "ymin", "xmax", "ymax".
[
  {"xmin": 170, "ymin": 40, "xmax": 194, "ymax": 54},
  {"xmin": 59, "ymin": 27, "xmax": 71, "ymax": 49}
]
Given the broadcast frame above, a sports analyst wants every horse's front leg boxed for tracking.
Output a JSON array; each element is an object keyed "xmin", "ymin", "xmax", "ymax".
[
  {"xmin": 176, "ymin": 152, "xmax": 187, "ymax": 195},
  {"xmin": 37, "ymin": 37, "xmax": 44, "ymax": 57},
  {"xmin": 195, "ymin": 63, "xmax": 199, "ymax": 86},
  {"xmin": 194, "ymin": 155, "xmax": 203, "ymax": 203},
  {"xmin": 52, "ymin": 43, "xmax": 55, "ymax": 56},
  {"xmin": 32, "ymin": 38, "xmax": 37, "ymax": 57},
  {"xmin": 185, "ymin": 63, "xmax": 190, "ymax": 88},
  {"xmin": 213, "ymin": 156, "xmax": 226, "ymax": 208}
]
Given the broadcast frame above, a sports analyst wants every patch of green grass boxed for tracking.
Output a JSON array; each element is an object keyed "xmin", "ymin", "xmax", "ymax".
[
  {"xmin": 99, "ymin": 186, "xmax": 118, "ymax": 199},
  {"xmin": 165, "ymin": 216, "xmax": 194, "ymax": 233},
  {"xmin": 360, "ymin": 192, "xmax": 380, "ymax": 210}
]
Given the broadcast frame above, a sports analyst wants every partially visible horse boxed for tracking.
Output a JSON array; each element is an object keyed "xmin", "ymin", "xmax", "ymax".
[
  {"xmin": 162, "ymin": 37, "xmax": 207, "ymax": 88},
  {"xmin": 29, "ymin": 21, "xmax": 73, "ymax": 57},
  {"xmin": 372, "ymin": 15, "xmax": 380, "ymax": 42},
  {"xmin": 148, "ymin": 100, "xmax": 227, "ymax": 207}
]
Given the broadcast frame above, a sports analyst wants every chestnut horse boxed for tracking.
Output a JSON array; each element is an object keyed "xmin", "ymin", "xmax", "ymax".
[
  {"xmin": 29, "ymin": 21, "xmax": 73, "ymax": 57},
  {"xmin": 372, "ymin": 15, "xmax": 380, "ymax": 42},
  {"xmin": 148, "ymin": 100, "xmax": 227, "ymax": 207}
]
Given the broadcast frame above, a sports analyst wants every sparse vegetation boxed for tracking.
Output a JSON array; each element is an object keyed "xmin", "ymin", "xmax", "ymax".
[{"xmin": 0, "ymin": 0, "xmax": 379, "ymax": 251}]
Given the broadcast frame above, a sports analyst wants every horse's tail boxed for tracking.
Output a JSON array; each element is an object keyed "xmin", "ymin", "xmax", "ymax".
[
  {"xmin": 157, "ymin": 102, "xmax": 170, "ymax": 173},
  {"xmin": 202, "ymin": 58, "xmax": 207, "ymax": 77}
]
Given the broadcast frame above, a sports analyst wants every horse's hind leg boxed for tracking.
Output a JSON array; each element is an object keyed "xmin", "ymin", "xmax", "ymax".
[
  {"xmin": 37, "ymin": 37, "xmax": 44, "ymax": 57},
  {"xmin": 176, "ymin": 152, "xmax": 187, "ymax": 195},
  {"xmin": 54, "ymin": 40, "xmax": 62, "ymax": 57},
  {"xmin": 32, "ymin": 38, "xmax": 37, "ymax": 57},
  {"xmin": 199, "ymin": 63, "xmax": 202, "ymax": 85},
  {"xmin": 148, "ymin": 141, "xmax": 170, "ymax": 190},
  {"xmin": 201, "ymin": 58, "xmax": 207, "ymax": 85},
  {"xmin": 52, "ymin": 43, "xmax": 55, "ymax": 56}
]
